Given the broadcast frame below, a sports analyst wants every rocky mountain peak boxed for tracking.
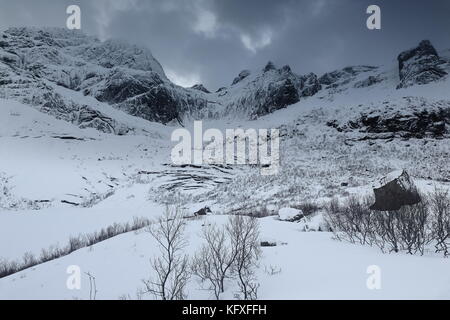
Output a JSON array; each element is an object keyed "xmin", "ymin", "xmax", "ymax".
[
  {"xmin": 231, "ymin": 70, "xmax": 251, "ymax": 85},
  {"xmin": 191, "ymin": 83, "xmax": 211, "ymax": 93},
  {"xmin": 397, "ymin": 39, "xmax": 447, "ymax": 88},
  {"xmin": 263, "ymin": 61, "xmax": 276, "ymax": 72}
]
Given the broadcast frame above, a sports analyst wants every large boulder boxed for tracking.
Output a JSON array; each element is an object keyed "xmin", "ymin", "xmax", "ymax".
[
  {"xmin": 194, "ymin": 206, "xmax": 212, "ymax": 216},
  {"xmin": 278, "ymin": 207, "xmax": 304, "ymax": 221},
  {"xmin": 370, "ymin": 170, "xmax": 421, "ymax": 211},
  {"xmin": 397, "ymin": 40, "xmax": 447, "ymax": 89}
]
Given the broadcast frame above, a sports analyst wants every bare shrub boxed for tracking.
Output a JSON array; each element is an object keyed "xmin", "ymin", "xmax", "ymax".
[
  {"xmin": 429, "ymin": 188, "xmax": 450, "ymax": 257},
  {"xmin": 398, "ymin": 201, "xmax": 430, "ymax": 255},
  {"xmin": 0, "ymin": 217, "xmax": 151, "ymax": 279},
  {"xmin": 292, "ymin": 201, "xmax": 320, "ymax": 216},
  {"xmin": 143, "ymin": 207, "xmax": 190, "ymax": 300},
  {"xmin": 373, "ymin": 200, "xmax": 430, "ymax": 255},
  {"xmin": 251, "ymin": 206, "xmax": 273, "ymax": 218},
  {"xmin": 68, "ymin": 236, "xmax": 85, "ymax": 253},
  {"xmin": 192, "ymin": 223, "xmax": 237, "ymax": 299},
  {"xmin": 264, "ymin": 265, "xmax": 282, "ymax": 276},
  {"xmin": 371, "ymin": 210, "xmax": 399, "ymax": 253},
  {"xmin": 326, "ymin": 193, "xmax": 438, "ymax": 256},
  {"xmin": 21, "ymin": 252, "xmax": 37, "ymax": 269},
  {"xmin": 324, "ymin": 196, "xmax": 375, "ymax": 245},
  {"xmin": 229, "ymin": 205, "xmax": 275, "ymax": 218},
  {"xmin": 40, "ymin": 246, "xmax": 63, "ymax": 263},
  {"xmin": 192, "ymin": 215, "xmax": 261, "ymax": 300},
  {"xmin": 0, "ymin": 260, "xmax": 19, "ymax": 278}
]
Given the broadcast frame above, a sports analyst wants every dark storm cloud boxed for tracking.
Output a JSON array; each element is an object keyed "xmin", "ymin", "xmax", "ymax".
[{"xmin": 0, "ymin": 0, "xmax": 449, "ymax": 89}]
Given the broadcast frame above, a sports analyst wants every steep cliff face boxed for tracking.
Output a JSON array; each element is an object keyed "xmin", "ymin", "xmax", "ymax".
[{"xmin": 397, "ymin": 40, "xmax": 448, "ymax": 89}]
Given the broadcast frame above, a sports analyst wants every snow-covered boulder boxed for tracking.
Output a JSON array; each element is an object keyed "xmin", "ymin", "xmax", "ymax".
[
  {"xmin": 370, "ymin": 170, "xmax": 421, "ymax": 211},
  {"xmin": 278, "ymin": 207, "xmax": 304, "ymax": 221},
  {"xmin": 296, "ymin": 214, "xmax": 326, "ymax": 232}
]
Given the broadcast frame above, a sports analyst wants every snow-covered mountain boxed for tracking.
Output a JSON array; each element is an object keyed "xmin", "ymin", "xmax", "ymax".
[
  {"xmin": 1, "ymin": 27, "xmax": 449, "ymax": 132},
  {"xmin": 0, "ymin": 27, "xmax": 208, "ymax": 129}
]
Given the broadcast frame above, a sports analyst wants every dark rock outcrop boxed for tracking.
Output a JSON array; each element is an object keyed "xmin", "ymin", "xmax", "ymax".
[
  {"xmin": 39, "ymin": 92, "xmax": 128, "ymax": 134},
  {"xmin": 194, "ymin": 207, "xmax": 212, "ymax": 216},
  {"xmin": 397, "ymin": 40, "xmax": 447, "ymax": 89},
  {"xmin": 327, "ymin": 97, "xmax": 450, "ymax": 140},
  {"xmin": 263, "ymin": 61, "xmax": 276, "ymax": 72},
  {"xmin": 231, "ymin": 70, "xmax": 251, "ymax": 85},
  {"xmin": 256, "ymin": 77, "xmax": 300, "ymax": 116},
  {"xmin": 300, "ymin": 72, "xmax": 321, "ymax": 96},
  {"xmin": 191, "ymin": 83, "xmax": 210, "ymax": 93},
  {"xmin": 359, "ymin": 108, "xmax": 450, "ymax": 139},
  {"xmin": 93, "ymin": 69, "xmax": 164, "ymax": 104},
  {"xmin": 319, "ymin": 66, "xmax": 378, "ymax": 86},
  {"xmin": 354, "ymin": 75, "xmax": 384, "ymax": 88}
]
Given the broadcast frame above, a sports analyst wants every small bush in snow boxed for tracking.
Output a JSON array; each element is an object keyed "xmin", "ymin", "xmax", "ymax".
[
  {"xmin": 374, "ymin": 200, "xmax": 430, "ymax": 255},
  {"xmin": 292, "ymin": 201, "xmax": 320, "ymax": 216},
  {"xmin": 325, "ymin": 196, "xmax": 376, "ymax": 245},
  {"xmin": 429, "ymin": 188, "xmax": 450, "ymax": 257}
]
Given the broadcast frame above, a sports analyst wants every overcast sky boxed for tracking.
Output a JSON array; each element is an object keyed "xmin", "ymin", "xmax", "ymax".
[{"xmin": 1, "ymin": 0, "xmax": 449, "ymax": 89}]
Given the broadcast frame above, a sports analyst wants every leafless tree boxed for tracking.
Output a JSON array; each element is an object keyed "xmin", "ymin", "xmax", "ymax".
[
  {"xmin": 228, "ymin": 215, "xmax": 261, "ymax": 300},
  {"xmin": 143, "ymin": 207, "xmax": 190, "ymax": 300}
]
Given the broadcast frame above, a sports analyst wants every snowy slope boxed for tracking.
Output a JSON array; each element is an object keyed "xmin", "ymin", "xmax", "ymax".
[{"xmin": 1, "ymin": 216, "xmax": 450, "ymax": 300}]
